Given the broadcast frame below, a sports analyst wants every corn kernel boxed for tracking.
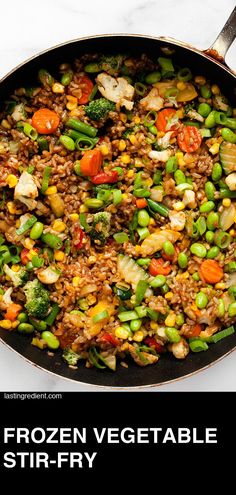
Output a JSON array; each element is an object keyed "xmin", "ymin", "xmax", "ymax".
[
  {"xmin": 7, "ymin": 201, "xmax": 17, "ymax": 214},
  {"xmin": 54, "ymin": 250, "xmax": 65, "ymax": 261},
  {"xmin": 176, "ymin": 108, "xmax": 184, "ymax": 119},
  {"xmin": 52, "ymin": 82, "xmax": 65, "ymax": 94},
  {"xmin": 173, "ymin": 201, "xmax": 185, "ymax": 211},
  {"xmin": 87, "ymin": 294, "xmax": 96, "ymax": 305},
  {"xmin": 11, "ymin": 320, "xmax": 19, "ymax": 329},
  {"xmin": 133, "ymin": 116, "xmax": 141, "ymax": 124},
  {"xmin": 222, "ymin": 198, "xmax": 231, "ymax": 207},
  {"xmin": 53, "ymin": 219, "xmax": 66, "ymax": 232},
  {"xmin": 122, "ymin": 193, "xmax": 128, "ymax": 201},
  {"xmin": 157, "ymin": 131, "xmax": 165, "ymax": 138},
  {"xmin": 66, "ymin": 95, "xmax": 78, "ymax": 103},
  {"xmin": 119, "ymin": 112, "xmax": 127, "ymax": 123},
  {"xmin": 88, "ymin": 255, "xmax": 96, "ymax": 264},
  {"xmin": 229, "ymin": 229, "xmax": 235, "ymax": 236},
  {"xmin": 67, "ymin": 102, "xmax": 78, "ymax": 111},
  {"xmin": 194, "ymin": 75, "xmax": 206, "ymax": 85},
  {"xmin": 72, "ymin": 276, "xmax": 81, "ymax": 287},
  {"xmin": 115, "ymin": 326, "xmax": 129, "ymax": 339},
  {"xmin": 15, "ymin": 219, "xmax": 21, "ymax": 228},
  {"xmin": 209, "ymin": 143, "xmax": 220, "ymax": 155},
  {"xmin": 120, "ymin": 342, "xmax": 129, "ymax": 351},
  {"xmin": 134, "ymin": 158, "xmax": 143, "ymax": 167},
  {"xmin": 135, "ymin": 245, "xmax": 141, "ymax": 253},
  {"xmin": 165, "ymin": 313, "xmax": 176, "ymax": 327},
  {"xmin": 215, "ymin": 282, "xmax": 226, "ymax": 290},
  {"xmin": 24, "ymin": 238, "xmax": 35, "ymax": 250},
  {"xmin": 11, "ymin": 264, "xmax": 20, "ymax": 272},
  {"xmin": 79, "ymin": 205, "xmax": 88, "ymax": 213},
  {"xmin": 6, "ymin": 174, "xmax": 18, "ymax": 188},
  {"xmin": 0, "ymin": 295, "xmax": 2, "ymax": 301},
  {"xmin": 0, "ymin": 319, "xmax": 12, "ymax": 329},
  {"xmin": 211, "ymin": 84, "xmax": 220, "ymax": 95},
  {"xmin": 121, "ymin": 154, "xmax": 131, "ymax": 164},
  {"xmin": 145, "ymin": 177, "xmax": 153, "ymax": 187},
  {"xmin": 100, "ymin": 144, "xmax": 109, "ymax": 156},
  {"xmin": 118, "ymin": 140, "xmax": 126, "ymax": 151},
  {"xmin": 45, "ymin": 186, "xmax": 57, "ymax": 195},
  {"xmin": 127, "ymin": 169, "xmax": 134, "ymax": 179},
  {"xmin": 165, "ymin": 291, "xmax": 173, "ymax": 300},
  {"xmin": 32, "ymin": 337, "xmax": 47, "ymax": 349},
  {"xmin": 1, "ymin": 119, "xmax": 11, "ymax": 130},
  {"xmin": 150, "ymin": 321, "xmax": 158, "ymax": 331},
  {"xmin": 149, "ymin": 218, "xmax": 155, "ymax": 226},
  {"xmin": 129, "ymin": 134, "xmax": 136, "ymax": 145},
  {"xmin": 133, "ymin": 330, "xmax": 144, "ymax": 342},
  {"xmin": 177, "ymin": 81, "xmax": 186, "ymax": 91},
  {"xmin": 70, "ymin": 213, "xmax": 79, "ymax": 222},
  {"xmin": 69, "ymin": 108, "xmax": 81, "ymax": 118}
]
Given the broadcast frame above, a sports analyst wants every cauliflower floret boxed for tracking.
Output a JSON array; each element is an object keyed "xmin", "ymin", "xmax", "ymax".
[
  {"xmin": 157, "ymin": 131, "xmax": 173, "ymax": 150},
  {"xmin": 225, "ymin": 173, "xmax": 236, "ymax": 191},
  {"xmin": 186, "ymin": 109, "xmax": 204, "ymax": 122},
  {"xmin": 96, "ymin": 73, "xmax": 134, "ymax": 110},
  {"xmin": 139, "ymin": 88, "xmax": 164, "ymax": 111},
  {"xmin": 149, "ymin": 149, "xmax": 172, "ymax": 162},
  {"xmin": 170, "ymin": 338, "xmax": 189, "ymax": 359},
  {"xmin": 37, "ymin": 266, "xmax": 61, "ymax": 284},
  {"xmin": 14, "ymin": 172, "xmax": 38, "ymax": 210},
  {"xmin": 183, "ymin": 190, "xmax": 196, "ymax": 209},
  {"xmin": 169, "ymin": 210, "xmax": 186, "ymax": 231}
]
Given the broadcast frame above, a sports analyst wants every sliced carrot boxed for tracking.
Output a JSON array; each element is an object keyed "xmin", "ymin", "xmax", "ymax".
[
  {"xmin": 149, "ymin": 258, "xmax": 172, "ymax": 276},
  {"xmin": 77, "ymin": 75, "xmax": 94, "ymax": 104},
  {"xmin": 189, "ymin": 324, "xmax": 202, "ymax": 338},
  {"xmin": 5, "ymin": 303, "xmax": 22, "ymax": 321},
  {"xmin": 32, "ymin": 108, "xmax": 60, "ymax": 134},
  {"xmin": 20, "ymin": 248, "xmax": 30, "ymax": 265},
  {"xmin": 136, "ymin": 198, "xmax": 148, "ymax": 209},
  {"xmin": 155, "ymin": 108, "xmax": 178, "ymax": 134},
  {"xmin": 199, "ymin": 259, "xmax": 224, "ymax": 284},
  {"xmin": 177, "ymin": 126, "xmax": 202, "ymax": 153},
  {"xmin": 80, "ymin": 149, "xmax": 103, "ymax": 176}
]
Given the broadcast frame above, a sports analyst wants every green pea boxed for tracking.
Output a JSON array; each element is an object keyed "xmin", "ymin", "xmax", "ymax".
[
  {"xmin": 174, "ymin": 169, "xmax": 186, "ymax": 185},
  {"xmin": 200, "ymin": 84, "xmax": 212, "ymax": 99},
  {"xmin": 211, "ymin": 162, "xmax": 222, "ymax": 182},
  {"xmin": 41, "ymin": 331, "xmax": 60, "ymax": 350},
  {"xmin": 205, "ymin": 111, "xmax": 216, "ymax": 128},
  {"xmin": 192, "ymin": 272, "xmax": 200, "ymax": 281},
  {"xmin": 198, "ymin": 102, "xmax": 211, "ymax": 117},
  {"xmin": 137, "ymin": 209, "xmax": 150, "ymax": 227},
  {"xmin": 145, "ymin": 71, "xmax": 161, "ymax": 84},
  {"xmin": 206, "ymin": 211, "xmax": 219, "ymax": 231},
  {"xmin": 207, "ymin": 246, "xmax": 220, "ymax": 258},
  {"xmin": 205, "ymin": 230, "xmax": 215, "ymax": 244},
  {"xmin": 228, "ymin": 302, "xmax": 236, "ymax": 317},
  {"xmin": 163, "ymin": 240, "xmax": 175, "ymax": 256},
  {"xmin": 190, "ymin": 243, "xmax": 207, "ymax": 258},
  {"xmin": 18, "ymin": 323, "xmax": 34, "ymax": 334},
  {"xmin": 195, "ymin": 291, "xmax": 208, "ymax": 309},
  {"xmin": 176, "ymin": 313, "xmax": 185, "ymax": 326},
  {"xmin": 136, "ymin": 258, "xmax": 151, "ymax": 266},
  {"xmin": 59, "ymin": 135, "xmax": 75, "ymax": 151},
  {"xmin": 200, "ymin": 201, "xmax": 215, "ymax": 213},
  {"xmin": 150, "ymin": 274, "xmax": 167, "ymax": 288},
  {"xmin": 217, "ymin": 299, "xmax": 225, "ymax": 317},
  {"xmin": 30, "ymin": 221, "xmax": 44, "ymax": 240},
  {"xmin": 178, "ymin": 252, "xmax": 188, "ymax": 269},
  {"xmin": 221, "ymin": 127, "xmax": 236, "ymax": 144},
  {"xmin": 84, "ymin": 198, "xmax": 104, "ymax": 209},
  {"xmin": 165, "ymin": 327, "xmax": 181, "ymax": 343},
  {"xmin": 130, "ymin": 319, "xmax": 142, "ymax": 332},
  {"xmin": 17, "ymin": 312, "xmax": 28, "ymax": 323},
  {"xmin": 205, "ymin": 182, "xmax": 216, "ymax": 200}
]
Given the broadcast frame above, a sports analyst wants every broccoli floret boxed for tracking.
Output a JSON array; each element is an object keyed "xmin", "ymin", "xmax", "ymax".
[
  {"xmin": 3, "ymin": 264, "xmax": 29, "ymax": 287},
  {"xmin": 63, "ymin": 347, "xmax": 81, "ymax": 366},
  {"xmin": 89, "ymin": 211, "xmax": 111, "ymax": 245},
  {"xmin": 99, "ymin": 54, "xmax": 124, "ymax": 75},
  {"xmin": 23, "ymin": 279, "xmax": 50, "ymax": 319},
  {"xmin": 85, "ymin": 98, "xmax": 115, "ymax": 121}
]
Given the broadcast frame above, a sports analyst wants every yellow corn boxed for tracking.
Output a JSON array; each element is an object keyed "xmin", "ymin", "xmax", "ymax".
[
  {"xmin": 134, "ymin": 158, "xmax": 143, "ymax": 167},
  {"xmin": 157, "ymin": 131, "xmax": 165, "ymax": 138},
  {"xmin": 24, "ymin": 238, "xmax": 35, "ymax": 250},
  {"xmin": 70, "ymin": 213, "xmax": 79, "ymax": 222},
  {"xmin": 66, "ymin": 95, "xmax": 78, "ymax": 103},
  {"xmin": 32, "ymin": 337, "xmax": 47, "ymax": 350},
  {"xmin": 177, "ymin": 81, "xmax": 186, "ymax": 91},
  {"xmin": 7, "ymin": 201, "xmax": 17, "ymax": 214},
  {"xmin": 45, "ymin": 186, "xmax": 57, "ymax": 195},
  {"xmin": 53, "ymin": 219, "xmax": 66, "ymax": 232},
  {"xmin": 52, "ymin": 82, "xmax": 64, "ymax": 94},
  {"xmin": 66, "ymin": 101, "xmax": 78, "ymax": 111},
  {"xmin": 133, "ymin": 330, "xmax": 144, "ymax": 342},
  {"xmin": 145, "ymin": 177, "xmax": 153, "ymax": 187},
  {"xmin": 121, "ymin": 342, "xmax": 129, "ymax": 351},
  {"xmin": 165, "ymin": 313, "xmax": 176, "ymax": 327},
  {"xmin": 229, "ymin": 229, "xmax": 235, "ymax": 236},
  {"xmin": 175, "ymin": 151, "xmax": 184, "ymax": 162},
  {"xmin": 129, "ymin": 134, "xmax": 136, "ymax": 145},
  {"xmin": 122, "ymin": 193, "xmax": 128, "ymax": 201},
  {"xmin": 79, "ymin": 205, "xmax": 88, "ymax": 213},
  {"xmin": 6, "ymin": 174, "xmax": 18, "ymax": 188},
  {"xmin": 118, "ymin": 140, "xmax": 126, "ymax": 151},
  {"xmin": 176, "ymin": 108, "xmax": 184, "ymax": 119},
  {"xmin": 127, "ymin": 169, "xmax": 134, "ymax": 179},
  {"xmin": 165, "ymin": 291, "xmax": 173, "ymax": 300},
  {"xmin": 72, "ymin": 276, "xmax": 81, "ymax": 287},
  {"xmin": 135, "ymin": 245, "xmax": 141, "ymax": 253},
  {"xmin": 133, "ymin": 116, "xmax": 141, "ymax": 124},
  {"xmin": 215, "ymin": 282, "xmax": 226, "ymax": 290},
  {"xmin": 119, "ymin": 112, "xmax": 127, "ymax": 123},
  {"xmin": 209, "ymin": 143, "xmax": 220, "ymax": 155},
  {"xmin": 29, "ymin": 249, "xmax": 38, "ymax": 257},
  {"xmin": 211, "ymin": 84, "xmax": 220, "ymax": 95},
  {"xmin": 11, "ymin": 264, "xmax": 20, "ymax": 272},
  {"xmin": 149, "ymin": 218, "xmax": 155, "ymax": 226},
  {"xmin": 69, "ymin": 108, "xmax": 81, "ymax": 118},
  {"xmin": 150, "ymin": 321, "xmax": 158, "ymax": 331},
  {"xmin": 194, "ymin": 75, "xmax": 206, "ymax": 85},
  {"xmin": 121, "ymin": 154, "xmax": 131, "ymax": 164},
  {"xmin": 88, "ymin": 255, "xmax": 96, "ymax": 264},
  {"xmin": 1, "ymin": 119, "xmax": 11, "ymax": 130},
  {"xmin": 115, "ymin": 326, "xmax": 129, "ymax": 339},
  {"xmin": 100, "ymin": 144, "xmax": 109, "ymax": 156},
  {"xmin": 87, "ymin": 294, "xmax": 96, "ymax": 305},
  {"xmin": 15, "ymin": 219, "xmax": 20, "ymax": 228},
  {"xmin": 54, "ymin": 250, "xmax": 65, "ymax": 261},
  {"xmin": 0, "ymin": 319, "xmax": 12, "ymax": 330},
  {"xmin": 173, "ymin": 201, "xmax": 185, "ymax": 211},
  {"xmin": 11, "ymin": 321, "xmax": 19, "ymax": 329},
  {"xmin": 222, "ymin": 198, "xmax": 231, "ymax": 207}
]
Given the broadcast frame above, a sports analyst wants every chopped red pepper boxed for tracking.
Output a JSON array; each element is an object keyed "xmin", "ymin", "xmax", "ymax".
[
  {"xmin": 144, "ymin": 337, "xmax": 165, "ymax": 353},
  {"xmin": 100, "ymin": 332, "xmax": 120, "ymax": 347},
  {"xmin": 91, "ymin": 170, "xmax": 119, "ymax": 184},
  {"xmin": 20, "ymin": 248, "xmax": 30, "ymax": 265},
  {"xmin": 73, "ymin": 224, "xmax": 84, "ymax": 249}
]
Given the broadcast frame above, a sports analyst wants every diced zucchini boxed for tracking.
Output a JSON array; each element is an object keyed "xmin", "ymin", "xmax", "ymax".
[
  {"xmin": 220, "ymin": 141, "xmax": 236, "ymax": 175},
  {"xmin": 117, "ymin": 254, "xmax": 149, "ymax": 291}
]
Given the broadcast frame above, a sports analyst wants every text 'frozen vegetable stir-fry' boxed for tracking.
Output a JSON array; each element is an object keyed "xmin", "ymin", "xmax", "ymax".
[{"xmin": 0, "ymin": 52, "xmax": 236, "ymax": 371}]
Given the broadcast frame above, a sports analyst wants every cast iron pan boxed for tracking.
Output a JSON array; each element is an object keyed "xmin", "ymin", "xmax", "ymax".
[{"xmin": 0, "ymin": 8, "xmax": 236, "ymax": 388}]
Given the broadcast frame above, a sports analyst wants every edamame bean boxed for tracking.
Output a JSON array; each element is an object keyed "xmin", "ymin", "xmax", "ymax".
[
  {"xmin": 145, "ymin": 71, "xmax": 161, "ymax": 84},
  {"xmin": 178, "ymin": 252, "xmax": 188, "ymax": 269},
  {"xmin": 190, "ymin": 243, "xmax": 207, "ymax": 258},
  {"xmin": 228, "ymin": 302, "xmax": 236, "ymax": 317},
  {"xmin": 137, "ymin": 209, "xmax": 150, "ymax": 227},
  {"xmin": 200, "ymin": 201, "xmax": 215, "ymax": 213},
  {"xmin": 130, "ymin": 319, "xmax": 142, "ymax": 332},
  {"xmin": 221, "ymin": 127, "xmax": 236, "ymax": 144},
  {"xmin": 17, "ymin": 312, "xmax": 28, "ymax": 323},
  {"xmin": 41, "ymin": 331, "xmax": 60, "ymax": 350},
  {"xmin": 205, "ymin": 111, "xmax": 216, "ymax": 129},
  {"xmin": 205, "ymin": 181, "xmax": 216, "ymax": 200},
  {"xmin": 61, "ymin": 71, "xmax": 73, "ymax": 86},
  {"xmin": 195, "ymin": 291, "xmax": 208, "ymax": 309},
  {"xmin": 18, "ymin": 323, "xmax": 34, "ymax": 334},
  {"xmin": 206, "ymin": 212, "xmax": 219, "ymax": 231},
  {"xmin": 207, "ymin": 246, "xmax": 220, "ymax": 258},
  {"xmin": 136, "ymin": 258, "xmax": 151, "ymax": 266},
  {"xmin": 176, "ymin": 313, "xmax": 185, "ymax": 326},
  {"xmin": 174, "ymin": 169, "xmax": 186, "ymax": 185},
  {"xmin": 84, "ymin": 198, "xmax": 104, "ymax": 209},
  {"xmin": 205, "ymin": 231, "xmax": 215, "ymax": 244},
  {"xmin": 165, "ymin": 327, "xmax": 181, "ymax": 343},
  {"xmin": 59, "ymin": 135, "xmax": 75, "ymax": 151},
  {"xmin": 225, "ymin": 261, "xmax": 236, "ymax": 272},
  {"xmin": 200, "ymin": 84, "xmax": 212, "ymax": 99},
  {"xmin": 198, "ymin": 102, "xmax": 211, "ymax": 117},
  {"xmin": 153, "ymin": 170, "xmax": 162, "ymax": 185},
  {"xmin": 211, "ymin": 162, "xmax": 222, "ymax": 182},
  {"xmin": 150, "ymin": 274, "xmax": 167, "ymax": 288},
  {"xmin": 166, "ymin": 156, "xmax": 178, "ymax": 174},
  {"xmin": 192, "ymin": 272, "xmax": 200, "ymax": 281},
  {"xmin": 30, "ymin": 221, "xmax": 44, "ymax": 240},
  {"xmin": 163, "ymin": 240, "xmax": 175, "ymax": 256}
]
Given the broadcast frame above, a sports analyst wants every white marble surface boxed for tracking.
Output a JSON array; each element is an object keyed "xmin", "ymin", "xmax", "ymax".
[{"xmin": 0, "ymin": 0, "xmax": 236, "ymax": 391}]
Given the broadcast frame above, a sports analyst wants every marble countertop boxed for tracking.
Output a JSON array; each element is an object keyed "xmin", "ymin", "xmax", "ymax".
[{"xmin": 0, "ymin": 0, "xmax": 236, "ymax": 391}]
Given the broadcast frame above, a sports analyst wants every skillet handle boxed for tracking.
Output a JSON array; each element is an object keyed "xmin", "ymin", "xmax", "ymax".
[{"xmin": 204, "ymin": 6, "xmax": 236, "ymax": 63}]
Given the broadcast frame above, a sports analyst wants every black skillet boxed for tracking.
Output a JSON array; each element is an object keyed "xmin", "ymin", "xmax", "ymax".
[{"xmin": 0, "ymin": 8, "xmax": 236, "ymax": 388}]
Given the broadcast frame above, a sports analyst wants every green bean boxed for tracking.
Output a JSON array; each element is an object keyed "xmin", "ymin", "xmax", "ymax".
[
  {"xmin": 166, "ymin": 156, "xmax": 178, "ymax": 174},
  {"xmin": 163, "ymin": 240, "xmax": 175, "ymax": 256},
  {"xmin": 214, "ymin": 231, "xmax": 232, "ymax": 249},
  {"xmin": 130, "ymin": 319, "xmax": 142, "ymax": 332},
  {"xmin": 66, "ymin": 118, "xmax": 97, "ymax": 138},
  {"xmin": 17, "ymin": 312, "xmax": 28, "ymax": 323},
  {"xmin": 153, "ymin": 170, "xmax": 162, "ymax": 185},
  {"xmin": 89, "ymin": 84, "xmax": 98, "ymax": 102},
  {"xmin": 221, "ymin": 127, "xmax": 236, "ymax": 144},
  {"xmin": 59, "ymin": 135, "xmax": 75, "ymax": 151},
  {"xmin": 38, "ymin": 69, "xmax": 54, "ymax": 87},
  {"xmin": 206, "ymin": 212, "xmax": 219, "ymax": 231},
  {"xmin": 217, "ymin": 299, "xmax": 225, "ymax": 317},
  {"xmin": 195, "ymin": 291, "xmax": 208, "ymax": 309},
  {"xmin": 165, "ymin": 327, "xmax": 181, "ymax": 343},
  {"xmin": 41, "ymin": 233, "xmax": 63, "ymax": 250},
  {"xmin": 133, "ymin": 188, "xmax": 151, "ymax": 198},
  {"xmin": 205, "ymin": 182, "xmax": 216, "ymax": 200},
  {"xmin": 205, "ymin": 111, "xmax": 216, "ymax": 128},
  {"xmin": 147, "ymin": 199, "xmax": 169, "ymax": 217},
  {"xmin": 41, "ymin": 331, "xmax": 60, "ymax": 350},
  {"xmin": 219, "ymin": 188, "xmax": 236, "ymax": 199},
  {"xmin": 145, "ymin": 71, "xmax": 161, "ymax": 84},
  {"xmin": 211, "ymin": 162, "xmax": 222, "ymax": 182},
  {"xmin": 184, "ymin": 121, "xmax": 200, "ymax": 128},
  {"xmin": 61, "ymin": 71, "xmax": 73, "ymax": 86},
  {"xmin": 178, "ymin": 252, "xmax": 188, "ymax": 269},
  {"xmin": 228, "ymin": 302, "xmax": 236, "ymax": 317},
  {"xmin": 23, "ymin": 123, "xmax": 38, "ymax": 141},
  {"xmin": 146, "ymin": 308, "xmax": 159, "ymax": 321},
  {"xmin": 158, "ymin": 57, "xmax": 174, "ymax": 78},
  {"xmin": 199, "ymin": 201, "xmax": 215, "ymax": 213},
  {"xmin": 18, "ymin": 323, "xmax": 34, "ymax": 334},
  {"xmin": 207, "ymin": 246, "xmax": 220, "ymax": 259},
  {"xmin": 136, "ymin": 258, "xmax": 151, "ymax": 266},
  {"xmin": 30, "ymin": 222, "xmax": 44, "ymax": 240},
  {"xmin": 135, "ymin": 306, "xmax": 147, "ymax": 318},
  {"xmin": 200, "ymin": 84, "xmax": 212, "ymax": 99},
  {"xmin": 137, "ymin": 227, "xmax": 149, "ymax": 240},
  {"xmin": 150, "ymin": 274, "xmax": 167, "ymax": 288},
  {"xmin": 223, "ymin": 117, "xmax": 236, "ymax": 130},
  {"xmin": 190, "ymin": 243, "xmax": 207, "ymax": 258},
  {"xmin": 41, "ymin": 166, "xmax": 52, "ymax": 194},
  {"xmin": 197, "ymin": 103, "xmax": 211, "ymax": 117},
  {"xmin": 84, "ymin": 198, "xmax": 104, "ymax": 209},
  {"xmin": 118, "ymin": 311, "xmax": 139, "ymax": 322},
  {"xmin": 174, "ymin": 169, "xmax": 186, "ymax": 185}
]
